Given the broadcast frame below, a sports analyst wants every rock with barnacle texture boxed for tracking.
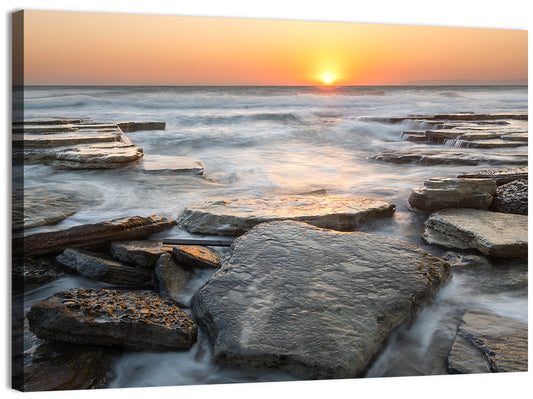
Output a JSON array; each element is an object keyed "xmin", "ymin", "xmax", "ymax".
[
  {"xmin": 191, "ymin": 220, "xmax": 451, "ymax": 379},
  {"xmin": 179, "ymin": 195, "xmax": 395, "ymax": 236},
  {"xmin": 408, "ymin": 178, "xmax": 497, "ymax": 211},
  {"xmin": 26, "ymin": 288, "xmax": 197, "ymax": 351},
  {"xmin": 490, "ymin": 179, "xmax": 528, "ymax": 215}
]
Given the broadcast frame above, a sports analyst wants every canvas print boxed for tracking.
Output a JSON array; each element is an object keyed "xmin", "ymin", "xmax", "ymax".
[{"xmin": 11, "ymin": 10, "xmax": 527, "ymax": 392}]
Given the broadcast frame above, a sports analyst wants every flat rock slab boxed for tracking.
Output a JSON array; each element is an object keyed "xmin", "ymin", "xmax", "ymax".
[
  {"xmin": 13, "ymin": 129, "xmax": 124, "ymax": 148},
  {"xmin": 457, "ymin": 167, "xmax": 528, "ymax": 185},
  {"xmin": 56, "ymin": 248, "xmax": 152, "ymax": 286},
  {"xmin": 370, "ymin": 150, "xmax": 528, "ymax": 166},
  {"xmin": 117, "ymin": 121, "xmax": 166, "ymax": 132},
  {"xmin": 409, "ymin": 178, "xmax": 496, "ymax": 211},
  {"xmin": 172, "ymin": 245, "xmax": 223, "ymax": 269},
  {"xmin": 14, "ymin": 215, "xmax": 176, "ymax": 256},
  {"xmin": 422, "ymin": 209, "xmax": 527, "ymax": 258},
  {"xmin": 135, "ymin": 155, "xmax": 205, "ymax": 175},
  {"xmin": 447, "ymin": 310, "xmax": 527, "ymax": 373},
  {"xmin": 111, "ymin": 240, "xmax": 175, "ymax": 268},
  {"xmin": 179, "ymin": 195, "xmax": 396, "ymax": 236},
  {"xmin": 12, "ymin": 186, "xmax": 98, "ymax": 231},
  {"xmin": 27, "ymin": 288, "xmax": 197, "ymax": 351},
  {"xmin": 191, "ymin": 221, "xmax": 451, "ymax": 379}
]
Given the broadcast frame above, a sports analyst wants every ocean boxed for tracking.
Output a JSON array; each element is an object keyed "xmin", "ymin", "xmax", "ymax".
[{"xmin": 17, "ymin": 85, "xmax": 528, "ymax": 386}]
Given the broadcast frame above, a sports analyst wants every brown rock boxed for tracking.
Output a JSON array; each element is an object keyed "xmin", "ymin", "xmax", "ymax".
[
  {"xmin": 155, "ymin": 253, "xmax": 191, "ymax": 303},
  {"xmin": 111, "ymin": 240, "xmax": 175, "ymax": 268},
  {"xmin": 172, "ymin": 245, "xmax": 223, "ymax": 269}
]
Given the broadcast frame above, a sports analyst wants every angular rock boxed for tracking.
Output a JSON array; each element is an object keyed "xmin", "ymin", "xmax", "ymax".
[
  {"xmin": 27, "ymin": 288, "xmax": 197, "ymax": 351},
  {"xmin": 172, "ymin": 245, "xmax": 223, "ymax": 269},
  {"xmin": 447, "ymin": 310, "xmax": 527, "ymax": 373},
  {"xmin": 136, "ymin": 155, "xmax": 205, "ymax": 175},
  {"xmin": 117, "ymin": 121, "xmax": 166, "ymax": 132},
  {"xmin": 13, "ymin": 118, "xmax": 93, "ymax": 126},
  {"xmin": 155, "ymin": 253, "xmax": 191, "ymax": 303},
  {"xmin": 23, "ymin": 342, "xmax": 120, "ymax": 391},
  {"xmin": 13, "ymin": 128, "xmax": 124, "ymax": 148},
  {"xmin": 457, "ymin": 167, "xmax": 528, "ymax": 185},
  {"xmin": 422, "ymin": 209, "xmax": 527, "ymax": 259},
  {"xmin": 370, "ymin": 150, "xmax": 528, "ymax": 166},
  {"xmin": 179, "ymin": 195, "xmax": 396, "ymax": 236},
  {"xmin": 451, "ymin": 139, "xmax": 527, "ymax": 149},
  {"xmin": 191, "ymin": 221, "xmax": 451, "ymax": 379},
  {"xmin": 491, "ymin": 179, "xmax": 528, "ymax": 215},
  {"xmin": 440, "ymin": 252, "xmax": 491, "ymax": 269},
  {"xmin": 111, "ymin": 240, "xmax": 175, "ymax": 269},
  {"xmin": 408, "ymin": 178, "xmax": 497, "ymax": 211},
  {"xmin": 56, "ymin": 248, "xmax": 152, "ymax": 286},
  {"xmin": 14, "ymin": 215, "xmax": 176, "ymax": 256}
]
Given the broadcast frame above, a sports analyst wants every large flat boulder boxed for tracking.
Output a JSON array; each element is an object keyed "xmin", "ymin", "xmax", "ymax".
[
  {"xmin": 370, "ymin": 150, "xmax": 528, "ymax": 166},
  {"xmin": 447, "ymin": 310, "xmax": 527, "ymax": 373},
  {"xmin": 422, "ymin": 209, "xmax": 527, "ymax": 258},
  {"xmin": 27, "ymin": 288, "xmax": 197, "ymax": 351},
  {"xmin": 14, "ymin": 215, "xmax": 176, "ymax": 256},
  {"xmin": 13, "ymin": 128, "xmax": 124, "ymax": 148},
  {"xmin": 457, "ymin": 167, "xmax": 528, "ymax": 185},
  {"xmin": 56, "ymin": 248, "xmax": 152, "ymax": 286},
  {"xmin": 191, "ymin": 221, "xmax": 451, "ymax": 379},
  {"xmin": 408, "ymin": 178, "xmax": 496, "ymax": 211},
  {"xmin": 179, "ymin": 196, "xmax": 396, "ymax": 236}
]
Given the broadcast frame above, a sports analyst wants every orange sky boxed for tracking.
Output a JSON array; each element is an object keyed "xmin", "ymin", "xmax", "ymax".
[{"xmin": 20, "ymin": 10, "xmax": 528, "ymax": 85}]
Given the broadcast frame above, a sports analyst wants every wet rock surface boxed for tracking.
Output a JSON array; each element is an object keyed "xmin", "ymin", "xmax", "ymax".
[
  {"xmin": 447, "ymin": 309, "xmax": 528, "ymax": 373},
  {"xmin": 155, "ymin": 253, "xmax": 191, "ymax": 304},
  {"xmin": 457, "ymin": 167, "xmax": 528, "ymax": 185},
  {"xmin": 408, "ymin": 178, "xmax": 496, "ymax": 211},
  {"xmin": 110, "ymin": 240, "xmax": 175, "ymax": 269},
  {"xmin": 172, "ymin": 245, "xmax": 223, "ymax": 269},
  {"xmin": 27, "ymin": 288, "xmax": 197, "ymax": 351},
  {"xmin": 422, "ymin": 209, "xmax": 527, "ymax": 258},
  {"xmin": 491, "ymin": 179, "xmax": 528, "ymax": 215},
  {"xmin": 134, "ymin": 155, "xmax": 205, "ymax": 175},
  {"xmin": 12, "ymin": 256, "xmax": 67, "ymax": 289},
  {"xmin": 192, "ymin": 221, "xmax": 451, "ymax": 379},
  {"xmin": 179, "ymin": 195, "xmax": 396, "ymax": 236},
  {"xmin": 56, "ymin": 248, "xmax": 152, "ymax": 286},
  {"xmin": 14, "ymin": 215, "xmax": 176, "ymax": 256}
]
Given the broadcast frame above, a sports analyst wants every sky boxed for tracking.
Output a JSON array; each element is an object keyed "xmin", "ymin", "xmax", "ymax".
[
  {"xmin": 14, "ymin": 10, "xmax": 528, "ymax": 85},
  {"xmin": 17, "ymin": 9, "xmax": 529, "ymax": 86}
]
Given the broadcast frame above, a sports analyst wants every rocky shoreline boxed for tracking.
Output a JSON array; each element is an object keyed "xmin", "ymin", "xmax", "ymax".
[{"xmin": 12, "ymin": 113, "xmax": 528, "ymax": 391}]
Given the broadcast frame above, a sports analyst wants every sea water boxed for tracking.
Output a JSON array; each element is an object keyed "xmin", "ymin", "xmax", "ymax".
[{"xmin": 18, "ymin": 85, "xmax": 528, "ymax": 386}]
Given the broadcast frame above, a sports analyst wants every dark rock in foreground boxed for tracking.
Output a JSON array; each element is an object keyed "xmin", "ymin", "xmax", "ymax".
[
  {"xmin": 27, "ymin": 288, "xmax": 197, "ymax": 351},
  {"xmin": 56, "ymin": 248, "xmax": 152, "ymax": 286},
  {"xmin": 491, "ymin": 179, "xmax": 528, "ymax": 215},
  {"xmin": 179, "ymin": 195, "xmax": 395, "ymax": 236},
  {"xmin": 192, "ymin": 221, "xmax": 451, "ymax": 379},
  {"xmin": 422, "ymin": 209, "xmax": 527, "ymax": 259},
  {"xmin": 23, "ymin": 342, "xmax": 120, "ymax": 391},
  {"xmin": 14, "ymin": 215, "xmax": 176, "ymax": 256},
  {"xmin": 447, "ymin": 310, "xmax": 527, "ymax": 373},
  {"xmin": 408, "ymin": 178, "xmax": 496, "ymax": 211}
]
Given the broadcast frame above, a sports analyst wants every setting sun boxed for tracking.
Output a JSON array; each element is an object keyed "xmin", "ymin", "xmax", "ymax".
[{"xmin": 321, "ymin": 72, "xmax": 336, "ymax": 85}]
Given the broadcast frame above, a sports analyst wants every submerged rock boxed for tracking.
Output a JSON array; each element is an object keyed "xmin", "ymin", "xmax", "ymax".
[
  {"xmin": 155, "ymin": 253, "xmax": 191, "ymax": 303},
  {"xmin": 422, "ymin": 209, "xmax": 527, "ymax": 259},
  {"xmin": 408, "ymin": 178, "xmax": 496, "ymax": 211},
  {"xmin": 135, "ymin": 155, "xmax": 205, "ymax": 175},
  {"xmin": 27, "ymin": 288, "xmax": 197, "ymax": 351},
  {"xmin": 56, "ymin": 248, "xmax": 152, "ymax": 286},
  {"xmin": 172, "ymin": 245, "xmax": 223, "ymax": 269},
  {"xmin": 447, "ymin": 310, "xmax": 527, "ymax": 373},
  {"xmin": 179, "ymin": 195, "xmax": 395, "ymax": 236},
  {"xmin": 14, "ymin": 215, "xmax": 176, "ymax": 256},
  {"xmin": 491, "ymin": 179, "xmax": 528, "ymax": 215},
  {"xmin": 110, "ymin": 240, "xmax": 175, "ymax": 269},
  {"xmin": 191, "ymin": 221, "xmax": 451, "ymax": 379},
  {"xmin": 22, "ymin": 342, "xmax": 120, "ymax": 391},
  {"xmin": 457, "ymin": 167, "xmax": 528, "ymax": 185}
]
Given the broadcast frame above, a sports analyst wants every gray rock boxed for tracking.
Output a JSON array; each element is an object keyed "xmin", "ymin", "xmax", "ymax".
[
  {"xmin": 179, "ymin": 195, "xmax": 395, "ymax": 236},
  {"xmin": 441, "ymin": 251, "xmax": 491, "ymax": 269},
  {"xmin": 136, "ymin": 155, "xmax": 205, "ymax": 175},
  {"xmin": 172, "ymin": 245, "xmax": 223, "ymax": 269},
  {"xmin": 111, "ymin": 240, "xmax": 175, "ymax": 269},
  {"xmin": 370, "ymin": 150, "xmax": 528, "ymax": 166},
  {"xmin": 155, "ymin": 253, "xmax": 191, "ymax": 303},
  {"xmin": 457, "ymin": 167, "xmax": 528, "ymax": 185},
  {"xmin": 491, "ymin": 179, "xmax": 528, "ymax": 215},
  {"xmin": 447, "ymin": 310, "xmax": 527, "ymax": 373},
  {"xmin": 191, "ymin": 221, "xmax": 451, "ymax": 379},
  {"xmin": 56, "ymin": 248, "xmax": 152, "ymax": 286},
  {"xmin": 27, "ymin": 288, "xmax": 197, "ymax": 351},
  {"xmin": 13, "ymin": 215, "xmax": 176, "ymax": 256},
  {"xmin": 13, "ymin": 128, "xmax": 124, "ymax": 148},
  {"xmin": 422, "ymin": 209, "xmax": 527, "ymax": 259},
  {"xmin": 408, "ymin": 178, "xmax": 496, "ymax": 211}
]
